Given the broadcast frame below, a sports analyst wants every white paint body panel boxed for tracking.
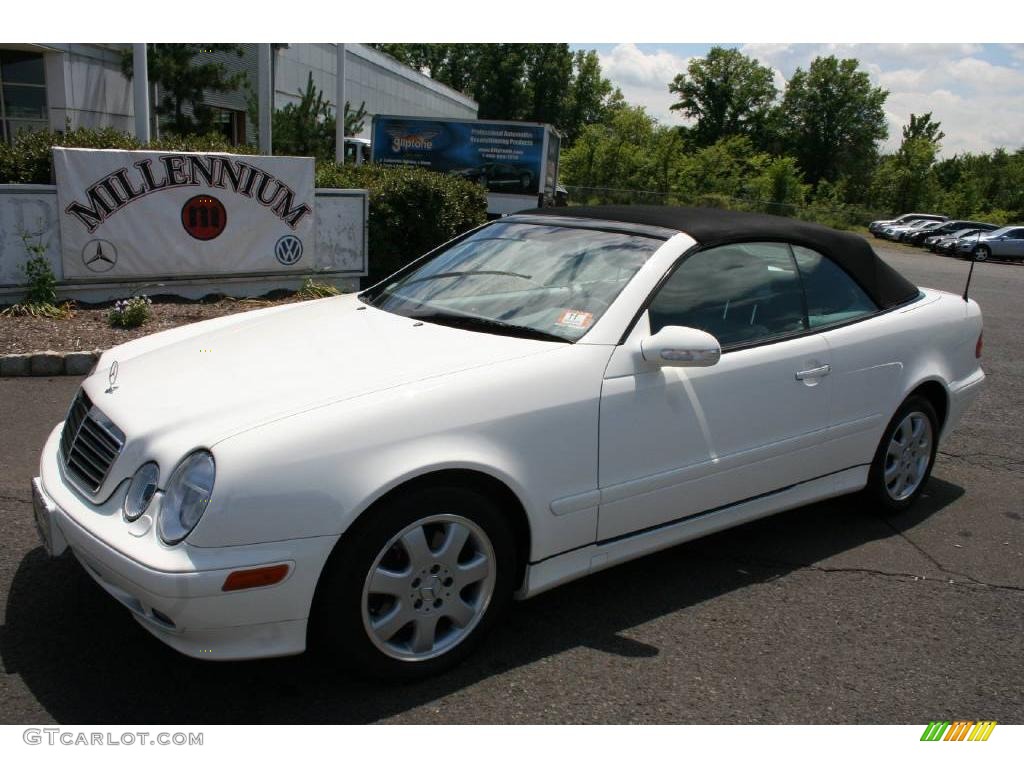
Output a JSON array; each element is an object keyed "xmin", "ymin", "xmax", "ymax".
[{"xmin": 34, "ymin": 228, "xmax": 985, "ymax": 659}]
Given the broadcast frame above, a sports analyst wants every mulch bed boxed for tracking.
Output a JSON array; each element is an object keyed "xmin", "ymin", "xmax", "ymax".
[{"xmin": 0, "ymin": 294, "xmax": 306, "ymax": 355}]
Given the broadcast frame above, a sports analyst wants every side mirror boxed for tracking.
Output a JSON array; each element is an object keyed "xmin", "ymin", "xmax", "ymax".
[{"xmin": 641, "ymin": 325, "xmax": 721, "ymax": 368}]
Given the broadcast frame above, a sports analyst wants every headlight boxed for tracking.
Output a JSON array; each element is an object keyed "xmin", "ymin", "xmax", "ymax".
[
  {"xmin": 158, "ymin": 451, "xmax": 216, "ymax": 544},
  {"xmin": 123, "ymin": 462, "xmax": 159, "ymax": 521}
]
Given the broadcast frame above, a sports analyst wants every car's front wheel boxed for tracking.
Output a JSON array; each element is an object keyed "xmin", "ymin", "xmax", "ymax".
[
  {"xmin": 973, "ymin": 245, "xmax": 990, "ymax": 262},
  {"xmin": 312, "ymin": 484, "xmax": 516, "ymax": 679},
  {"xmin": 865, "ymin": 395, "xmax": 939, "ymax": 513}
]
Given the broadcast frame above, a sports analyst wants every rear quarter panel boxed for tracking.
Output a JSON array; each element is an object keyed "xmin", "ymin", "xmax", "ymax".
[{"xmin": 820, "ymin": 289, "xmax": 982, "ymax": 471}]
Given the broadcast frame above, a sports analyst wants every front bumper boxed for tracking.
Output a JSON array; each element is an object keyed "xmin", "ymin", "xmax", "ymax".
[{"xmin": 34, "ymin": 426, "xmax": 339, "ymax": 661}]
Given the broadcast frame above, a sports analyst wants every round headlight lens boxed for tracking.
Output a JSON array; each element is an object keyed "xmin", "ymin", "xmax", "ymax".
[
  {"xmin": 123, "ymin": 462, "xmax": 160, "ymax": 521},
  {"xmin": 158, "ymin": 451, "xmax": 216, "ymax": 545}
]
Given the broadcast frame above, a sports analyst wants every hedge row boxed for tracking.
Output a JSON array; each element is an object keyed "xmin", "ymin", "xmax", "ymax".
[
  {"xmin": 0, "ymin": 128, "xmax": 488, "ymax": 283},
  {"xmin": 316, "ymin": 162, "xmax": 487, "ymax": 282}
]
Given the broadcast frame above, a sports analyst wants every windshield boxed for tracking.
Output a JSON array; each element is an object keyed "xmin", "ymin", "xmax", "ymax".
[{"xmin": 362, "ymin": 221, "xmax": 663, "ymax": 342}]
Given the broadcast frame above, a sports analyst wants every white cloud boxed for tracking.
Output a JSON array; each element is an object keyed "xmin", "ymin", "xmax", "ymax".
[
  {"xmin": 594, "ymin": 43, "xmax": 1024, "ymax": 155},
  {"xmin": 739, "ymin": 43, "xmax": 1024, "ymax": 155},
  {"xmin": 597, "ymin": 43, "xmax": 691, "ymax": 125}
]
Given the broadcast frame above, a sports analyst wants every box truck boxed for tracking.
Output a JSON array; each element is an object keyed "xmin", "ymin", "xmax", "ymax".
[{"xmin": 370, "ymin": 115, "xmax": 561, "ymax": 216}]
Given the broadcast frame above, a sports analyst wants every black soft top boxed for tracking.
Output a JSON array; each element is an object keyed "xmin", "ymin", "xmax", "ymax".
[{"xmin": 519, "ymin": 205, "xmax": 920, "ymax": 310}]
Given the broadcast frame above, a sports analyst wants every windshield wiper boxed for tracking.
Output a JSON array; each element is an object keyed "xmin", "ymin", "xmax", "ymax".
[{"xmin": 412, "ymin": 312, "xmax": 569, "ymax": 343}]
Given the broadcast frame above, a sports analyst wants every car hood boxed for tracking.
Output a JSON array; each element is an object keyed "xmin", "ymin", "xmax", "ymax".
[{"xmin": 83, "ymin": 294, "xmax": 557, "ymax": 447}]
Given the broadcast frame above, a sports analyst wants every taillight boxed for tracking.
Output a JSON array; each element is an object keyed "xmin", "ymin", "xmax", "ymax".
[{"xmin": 975, "ymin": 331, "xmax": 984, "ymax": 359}]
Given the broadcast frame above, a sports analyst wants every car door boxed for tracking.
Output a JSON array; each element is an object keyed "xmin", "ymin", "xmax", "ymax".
[
  {"xmin": 998, "ymin": 228, "xmax": 1024, "ymax": 258},
  {"xmin": 790, "ymin": 244, "xmax": 905, "ymax": 473},
  {"xmin": 597, "ymin": 241, "xmax": 834, "ymax": 541}
]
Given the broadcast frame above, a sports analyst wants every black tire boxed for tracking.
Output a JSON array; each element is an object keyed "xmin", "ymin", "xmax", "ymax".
[
  {"xmin": 864, "ymin": 395, "xmax": 939, "ymax": 514},
  {"xmin": 310, "ymin": 484, "xmax": 516, "ymax": 680},
  {"xmin": 973, "ymin": 245, "xmax": 990, "ymax": 262}
]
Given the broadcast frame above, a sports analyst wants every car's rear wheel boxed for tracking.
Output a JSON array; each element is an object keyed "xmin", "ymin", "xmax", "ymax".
[
  {"xmin": 865, "ymin": 395, "xmax": 939, "ymax": 513},
  {"xmin": 312, "ymin": 485, "xmax": 515, "ymax": 679},
  {"xmin": 973, "ymin": 245, "xmax": 990, "ymax": 261}
]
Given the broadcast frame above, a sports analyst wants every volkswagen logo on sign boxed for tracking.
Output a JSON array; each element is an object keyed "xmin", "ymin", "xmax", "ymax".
[
  {"xmin": 274, "ymin": 235, "xmax": 303, "ymax": 266},
  {"xmin": 82, "ymin": 239, "xmax": 118, "ymax": 272}
]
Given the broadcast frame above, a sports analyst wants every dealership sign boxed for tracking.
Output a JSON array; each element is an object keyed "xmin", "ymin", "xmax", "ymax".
[{"xmin": 53, "ymin": 148, "xmax": 315, "ymax": 279}]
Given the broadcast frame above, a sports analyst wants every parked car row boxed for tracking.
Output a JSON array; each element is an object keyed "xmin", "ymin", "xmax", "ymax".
[{"xmin": 869, "ymin": 212, "xmax": 1024, "ymax": 262}]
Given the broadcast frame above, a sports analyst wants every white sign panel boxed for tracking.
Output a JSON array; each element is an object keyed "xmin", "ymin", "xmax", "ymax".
[{"xmin": 54, "ymin": 148, "xmax": 315, "ymax": 280}]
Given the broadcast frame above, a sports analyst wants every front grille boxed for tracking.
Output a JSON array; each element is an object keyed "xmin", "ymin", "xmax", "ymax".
[{"xmin": 59, "ymin": 390, "xmax": 124, "ymax": 494}]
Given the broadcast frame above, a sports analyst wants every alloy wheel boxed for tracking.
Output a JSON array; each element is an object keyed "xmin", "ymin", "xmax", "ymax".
[
  {"xmin": 361, "ymin": 513, "xmax": 496, "ymax": 662},
  {"xmin": 883, "ymin": 411, "xmax": 933, "ymax": 501}
]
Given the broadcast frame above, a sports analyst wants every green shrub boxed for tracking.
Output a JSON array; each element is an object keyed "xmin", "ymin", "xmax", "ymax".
[
  {"xmin": 297, "ymin": 277, "xmax": 340, "ymax": 299},
  {"xmin": 0, "ymin": 126, "xmax": 253, "ymax": 184},
  {"xmin": 108, "ymin": 295, "xmax": 153, "ymax": 328},
  {"xmin": 0, "ymin": 232, "xmax": 73, "ymax": 318},
  {"xmin": 317, "ymin": 162, "xmax": 487, "ymax": 283}
]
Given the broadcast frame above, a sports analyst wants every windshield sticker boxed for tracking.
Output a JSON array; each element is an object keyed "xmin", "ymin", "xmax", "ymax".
[{"xmin": 555, "ymin": 309, "xmax": 594, "ymax": 330}]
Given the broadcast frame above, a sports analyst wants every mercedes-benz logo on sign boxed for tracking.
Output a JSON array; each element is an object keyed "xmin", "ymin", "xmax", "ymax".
[
  {"xmin": 275, "ymin": 235, "xmax": 303, "ymax": 266},
  {"xmin": 82, "ymin": 239, "xmax": 117, "ymax": 272}
]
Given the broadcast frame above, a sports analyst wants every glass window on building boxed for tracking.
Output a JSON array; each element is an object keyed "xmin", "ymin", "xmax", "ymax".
[
  {"xmin": 211, "ymin": 108, "xmax": 246, "ymax": 145},
  {"xmin": 0, "ymin": 49, "xmax": 49, "ymax": 144}
]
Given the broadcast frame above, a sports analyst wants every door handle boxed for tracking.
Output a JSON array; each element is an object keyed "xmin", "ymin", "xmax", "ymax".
[{"xmin": 795, "ymin": 364, "xmax": 831, "ymax": 381}]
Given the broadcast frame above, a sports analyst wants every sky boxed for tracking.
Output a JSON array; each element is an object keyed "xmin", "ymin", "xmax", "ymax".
[{"xmin": 573, "ymin": 43, "xmax": 1024, "ymax": 157}]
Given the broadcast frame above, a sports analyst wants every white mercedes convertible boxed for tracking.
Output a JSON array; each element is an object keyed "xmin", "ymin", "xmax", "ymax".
[{"xmin": 33, "ymin": 206, "xmax": 985, "ymax": 678}]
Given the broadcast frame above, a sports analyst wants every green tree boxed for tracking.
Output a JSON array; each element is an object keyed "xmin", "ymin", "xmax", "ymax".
[
  {"xmin": 368, "ymin": 43, "xmax": 620, "ymax": 145},
  {"xmin": 669, "ymin": 47, "xmax": 778, "ymax": 147},
  {"xmin": 902, "ymin": 112, "xmax": 945, "ymax": 146},
  {"xmin": 563, "ymin": 50, "xmax": 622, "ymax": 144},
  {"xmin": 778, "ymin": 56, "xmax": 888, "ymax": 191},
  {"xmin": 120, "ymin": 44, "xmax": 247, "ymax": 135},
  {"xmin": 870, "ymin": 113, "xmax": 944, "ymax": 214},
  {"xmin": 560, "ymin": 105, "xmax": 669, "ymax": 195},
  {"xmin": 271, "ymin": 73, "xmax": 367, "ymax": 159}
]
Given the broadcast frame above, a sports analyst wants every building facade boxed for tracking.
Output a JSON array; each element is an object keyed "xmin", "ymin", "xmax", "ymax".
[{"xmin": 0, "ymin": 43, "xmax": 477, "ymax": 147}]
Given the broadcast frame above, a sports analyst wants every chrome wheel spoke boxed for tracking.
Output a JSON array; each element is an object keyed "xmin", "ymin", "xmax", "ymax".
[
  {"xmin": 884, "ymin": 459, "xmax": 901, "ymax": 483},
  {"xmin": 446, "ymin": 597, "xmax": 475, "ymax": 628},
  {"xmin": 456, "ymin": 555, "xmax": 489, "ymax": 587},
  {"xmin": 369, "ymin": 566, "xmax": 409, "ymax": 597},
  {"xmin": 910, "ymin": 416, "xmax": 926, "ymax": 442},
  {"xmin": 436, "ymin": 522, "xmax": 470, "ymax": 568},
  {"xmin": 371, "ymin": 602, "xmax": 412, "ymax": 641},
  {"xmin": 400, "ymin": 526, "xmax": 433, "ymax": 570},
  {"xmin": 410, "ymin": 614, "xmax": 439, "ymax": 654}
]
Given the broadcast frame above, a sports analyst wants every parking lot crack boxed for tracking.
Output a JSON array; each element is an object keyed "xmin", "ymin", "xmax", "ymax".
[
  {"xmin": 718, "ymin": 552, "xmax": 1024, "ymax": 595},
  {"xmin": 0, "ymin": 493, "xmax": 29, "ymax": 506},
  {"xmin": 881, "ymin": 519, "xmax": 1024, "ymax": 593},
  {"xmin": 937, "ymin": 450, "xmax": 1023, "ymax": 472}
]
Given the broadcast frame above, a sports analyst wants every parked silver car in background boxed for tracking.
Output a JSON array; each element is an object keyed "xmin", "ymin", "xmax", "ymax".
[
  {"xmin": 880, "ymin": 219, "xmax": 941, "ymax": 241},
  {"xmin": 959, "ymin": 226, "xmax": 1024, "ymax": 261},
  {"xmin": 926, "ymin": 228, "xmax": 981, "ymax": 254},
  {"xmin": 869, "ymin": 212, "xmax": 946, "ymax": 237}
]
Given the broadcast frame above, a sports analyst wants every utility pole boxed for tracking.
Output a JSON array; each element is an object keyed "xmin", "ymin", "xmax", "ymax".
[{"xmin": 132, "ymin": 44, "xmax": 150, "ymax": 143}]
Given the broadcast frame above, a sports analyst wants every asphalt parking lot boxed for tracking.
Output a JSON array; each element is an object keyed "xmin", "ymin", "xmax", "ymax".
[{"xmin": 0, "ymin": 244, "xmax": 1021, "ymax": 724}]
